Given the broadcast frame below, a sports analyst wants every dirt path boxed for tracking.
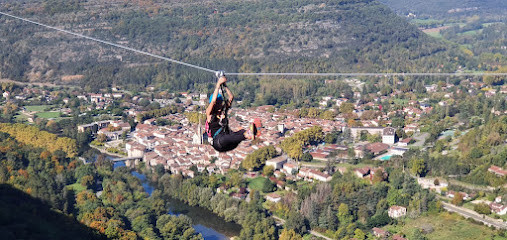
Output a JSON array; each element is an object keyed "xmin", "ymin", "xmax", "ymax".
[{"xmin": 0, "ymin": 78, "xmax": 80, "ymax": 89}]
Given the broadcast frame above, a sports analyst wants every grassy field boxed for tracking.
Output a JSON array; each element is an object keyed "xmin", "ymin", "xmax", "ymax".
[
  {"xmin": 24, "ymin": 105, "xmax": 54, "ymax": 112},
  {"xmin": 410, "ymin": 18, "xmax": 444, "ymax": 26},
  {"xmin": 248, "ymin": 177, "xmax": 266, "ymax": 192},
  {"xmin": 384, "ymin": 212, "xmax": 503, "ymax": 240},
  {"xmin": 482, "ymin": 22, "xmax": 502, "ymax": 27},
  {"xmin": 334, "ymin": 162, "xmax": 372, "ymax": 170},
  {"xmin": 392, "ymin": 98, "xmax": 409, "ymax": 106},
  {"xmin": 459, "ymin": 30, "xmax": 481, "ymax": 36},
  {"xmin": 67, "ymin": 182, "xmax": 87, "ymax": 193},
  {"xmin": 14, "ymin": 114, "xmax": 29, "ymax": 121},
  {"xmin": 426, "ymin": 31, "xmax": 443, "ymax": 38},
  {"xmin": 36, "ymin": 111, "xmax": 61, "ymax": 119}
]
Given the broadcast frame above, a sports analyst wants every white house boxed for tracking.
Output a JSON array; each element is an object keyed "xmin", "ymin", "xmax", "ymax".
[
  {"xmin": 388, "ymin": 206, "xmax": 407, "ymax": 218},
  {"xmin": 490, "ymin": 203, "xmax": 507, "ymax": 215},
  {"xmin": 266, "ymin": 156, "xmax": 287, "ymax": 170},
  {"xmin": 283, "ymin": 163, "xmax": 298, "ymax": 175},
  {"xmin": 310, "ymin": 170, "xmax": 332, "ymax": 182},
  {"xmin": 382, "ymin": 127, "xmax": 396, "ymax": 144},
  {"xmin": 266, "ymin": 193, "xmax": 282, "ymax": 203}
]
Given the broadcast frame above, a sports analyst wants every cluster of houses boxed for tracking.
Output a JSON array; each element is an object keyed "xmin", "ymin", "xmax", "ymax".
[
  {"xmin": 446, "ymin": 190, "xmax": 476, "ymax": 201},
  {"xmin": 490, "ymin": 196, "xmax": 507, "ymax": 215},
  {"xmin": 86, "ymin": 103, "xmax": 419, "ymax": 182},
  {"xmin": 264, "ymin": 154, "xmax": 334, "ymax": 183},
  {"xmin": 78, "ymin": 120, "xmax": 131, "ymax": 140},
  {"xmin": 444, "ymin": 187, "xmax": 507, "ymax": 216},
  {"xmin": 119, "ymin": 106, "xmax": 355, "ymax": 178}
]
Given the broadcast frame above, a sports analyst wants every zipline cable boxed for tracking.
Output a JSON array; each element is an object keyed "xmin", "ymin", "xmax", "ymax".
[
  {"xmin": 227, "ymin": 72, "xmax": 507, "ymax": 77},
  {"xmin": 1, "ymin": 11, "xmax": 506, "ymax": 77},
  {"xmin": 0, "ymin": 11, "xmax": 216, "ymax": 74}
]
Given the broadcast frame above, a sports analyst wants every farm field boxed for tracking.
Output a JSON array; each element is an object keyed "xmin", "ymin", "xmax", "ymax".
[
  {"xmin": 24, "ymin": 105, "xmax": 54, "ymax": 112},
  {"xmin": 36, "ymin": 111, "xmax": 61, "ymax": 119},
  {"xmin": 384, "ymin": 212, "xmax": 503, "ymax": 240},
  {"xmin": 248, "ymin": 177, "xmax": 267, "ymax": 192}
]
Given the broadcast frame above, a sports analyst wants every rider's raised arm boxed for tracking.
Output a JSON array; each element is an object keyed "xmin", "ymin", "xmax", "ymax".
[
  {"xmin": 206, "ymin": 78, "xmax": 224, "ymax": 119},
  {"xmin": 223, "ymin": 84, "xmax": 234, "ymax": 108}
]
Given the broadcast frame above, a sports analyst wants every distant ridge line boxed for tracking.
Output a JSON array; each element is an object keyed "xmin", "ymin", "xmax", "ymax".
[
  {"xmin": 0, "ymin": 11, "xmax": 217, "ymax": 74},
  {"xmin": 1, "ymin": 11, "xmax": 506, "ymax": 78}
]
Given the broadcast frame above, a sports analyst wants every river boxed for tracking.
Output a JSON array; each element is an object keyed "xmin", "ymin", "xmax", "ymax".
[{"xmin": 113, "ymin": 161, "xmax": 241, "ymax": 240}]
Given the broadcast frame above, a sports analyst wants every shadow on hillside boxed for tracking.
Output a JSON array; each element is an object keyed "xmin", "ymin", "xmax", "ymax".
[{"xmin": 0, "ymin": 184, "xmax": 106, "ymax": 240}]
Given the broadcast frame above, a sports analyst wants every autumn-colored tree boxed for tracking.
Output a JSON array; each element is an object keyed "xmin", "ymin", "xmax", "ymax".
[
  {"xmin": 3, "ymin": 102, "xmax": 18, "ymax": 115},
  {"xmin": 90, "ymin": 220, "xmax": 107, "ymax": 233},
  {"xmin": 40, "ymin": 151, "xmax": 51, "ymax": 160},
  {"xmin": 0, "ymin": 123, "xmax": 77, "ymax": 157},
  {"xmin": 279, "ymin": 229, "xmax": 303, "ymax": 240},
  {"xmin": 97, "ymin": 133, "xmax": 107, "ymax": 143},
  {"xmin": 451, "ymin": 193, "xmax": 464, "ymax": 206},
  {"xmin": 433, "ymin": 178, "xmax": 440, "ymax": 186}
]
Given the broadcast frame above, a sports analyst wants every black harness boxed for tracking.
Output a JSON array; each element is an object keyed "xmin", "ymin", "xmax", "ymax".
[{"xmin": 207, "ymin": 72, "xmax": 231, "ymax": 145}]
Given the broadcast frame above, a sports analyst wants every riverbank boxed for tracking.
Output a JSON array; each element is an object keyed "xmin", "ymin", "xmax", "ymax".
[
  {"xmin": 89, "ymin": 144, "xmax": 125, "ymax": 158},
  {"xmin": 112, "ymin": 160, "xmax": 241, "ymax": 239}
]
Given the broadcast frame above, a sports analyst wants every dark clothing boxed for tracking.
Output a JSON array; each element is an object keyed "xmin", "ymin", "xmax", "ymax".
[
  {"xmin": 208, "ymin": 115, "xmax": 225, "ymax": 137},
  {"xmin": 212, "ymin": 129, "xmax": 247, "ymax": 152},
  {"xmin": 208, "ymin": 115, "xmax": 246, "ymax": 152}
]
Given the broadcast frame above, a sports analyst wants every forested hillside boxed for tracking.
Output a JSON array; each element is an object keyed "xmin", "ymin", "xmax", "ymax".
[
  {"xmin": 379, "ymin": 0, "xmax": 507, "ymax": 19},
  {"xmin": 0, "ymin": 0, "xmax": 473, "ymax": 92},
  {"xmin": 0, "ymin": 129, "xmax": 203, "ymax": 239},
  {"xmin": 0, "ymin": 184, "xmax": 105, "ymax": 240}
]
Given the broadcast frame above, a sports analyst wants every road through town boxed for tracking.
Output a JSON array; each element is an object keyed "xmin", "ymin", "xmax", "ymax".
[{"xmin": 441, "ymin": 202, "xmax": 507, "ymax": 229}]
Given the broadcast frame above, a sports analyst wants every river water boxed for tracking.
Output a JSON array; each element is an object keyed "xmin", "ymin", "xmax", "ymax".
[{"xmin": 113, "ymin": 161, "xmax": 241, "ymax": 240}]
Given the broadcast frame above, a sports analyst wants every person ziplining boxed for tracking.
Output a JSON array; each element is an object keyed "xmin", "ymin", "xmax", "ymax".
[{"xmin": 205, "ymin": 72, "xmax": 261, "ymax": 152}]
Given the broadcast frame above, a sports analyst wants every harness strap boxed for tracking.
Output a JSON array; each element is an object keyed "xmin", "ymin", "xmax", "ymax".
[
  {"xmin": 205, "ymin": 120, "xmax": 212, "ymax": 138},
  {"xmin": 213, "ymin": 127, "xmax": 223, "ymax": 139}
]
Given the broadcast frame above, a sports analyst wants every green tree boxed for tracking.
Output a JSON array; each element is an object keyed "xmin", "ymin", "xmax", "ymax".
[
  {"xmin": 340, "ymin": 103, "xmax": 355, "ymax": 114},
  {"xmin": 337, "ymin": 203, "xmax": 353, "ymax": 226},
  {"xmin": 301, "ymin": 152, "xmax": 313, "ymax": 162},
  {"xmin": 263, "ymin": 165, "xmax": 275, "ymax": 177},
  {"xmin": 262, "ymin": 178, "xmax": 276, "ymax": 193},
  {"xmin": 411, "ymin": 158, "xmax": 426, "ymax": 177},
  {"xmin": 474, "ymin": 203, "xmax": 491, "ymax": 215},
  {"xmin": 286, "ymin": 211, "xmax": 307, "ymax": 234},
  {"xmin": 324, "ymin": 132, "xmax": 338, "ymax": 144},
  {"xmin": 241, "ymin": 146, "xmax": 277, "ymax": 171},
  {"xmin": 228, "ymin": 171, "xmax": 243, "ymax": 188},
  {"xmin": 353, "ymin": 228, "xmax": 366, "ymax": 240},
  {"xmin": 367, "ymin": 133, "xmax": 382, "ymax": 143},
  {"xmin": 410, "ymin": 228, "xmax": 427, "ymax": 240},
  {"xmin": 80, "ymin": 175, "xmax": 94, "ymax": 188}
]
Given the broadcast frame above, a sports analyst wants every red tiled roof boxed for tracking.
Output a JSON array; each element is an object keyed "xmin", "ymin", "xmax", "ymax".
[
  {"xmin": 365, "ymin": 142, "xmax": 389, "ymax": 154},
  {"xmin": 489, "ymin": 165, "xmax": 507, "ymax": 176},
  {"xmin": 393, "ymin": 235, "xmax": 407, "ymax": 240}
]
